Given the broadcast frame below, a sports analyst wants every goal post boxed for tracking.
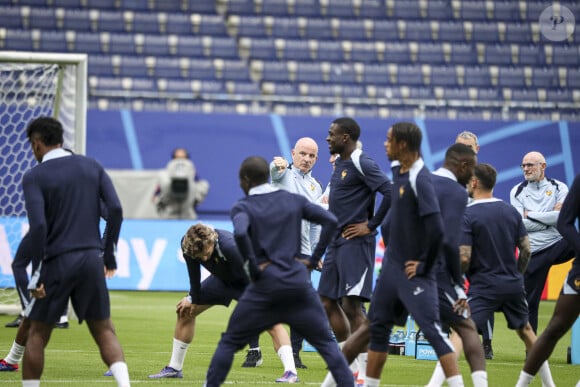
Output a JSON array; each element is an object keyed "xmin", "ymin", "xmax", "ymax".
[{"xmin": 0, "ymin": 51, "xmax": 88, "ymax": 315}]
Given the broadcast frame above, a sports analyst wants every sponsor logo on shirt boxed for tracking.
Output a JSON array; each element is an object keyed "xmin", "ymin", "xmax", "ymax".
[{"xmin": 413, "ymin": 286, "xmax": 424, "ymax": 296}]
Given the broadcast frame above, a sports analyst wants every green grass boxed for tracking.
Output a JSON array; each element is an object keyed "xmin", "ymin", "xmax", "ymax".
[{"xmin": 0, "ymin": 291, "xmax": 578, "ymax": 386}]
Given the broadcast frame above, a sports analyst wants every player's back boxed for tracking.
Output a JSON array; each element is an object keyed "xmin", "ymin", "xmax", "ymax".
[
  {"xmin": 24, "ymin": 154, "xmax": 120, "ymax": 258},
  {"xmin": 463, "ymin": 199, "xmax": 525, "ymax": 293}
]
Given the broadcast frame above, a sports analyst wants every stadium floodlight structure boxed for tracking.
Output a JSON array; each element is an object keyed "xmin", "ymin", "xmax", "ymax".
[{"xmin": 0, "ymin": 51, "xmax": 87, "ymax": 314}]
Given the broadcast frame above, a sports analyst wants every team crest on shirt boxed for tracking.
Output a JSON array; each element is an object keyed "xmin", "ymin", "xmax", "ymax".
[
  {"xmin": 310, "ymin": 183, "xmax": 315, "ymax": 191},
  {"xmin": 546, "ymin": 190, "xmax": 553, "ymax": 196},
  {"xmin": 341, "ymin": 170, "xmax": 347, "ymax": 180},
  {"xmin": 574, "ymin": 277, "xmax": 580, "ymax": 289},
  {"xmin": 399, "ymin": 186, "xmax": 405, "ymax": 197}
]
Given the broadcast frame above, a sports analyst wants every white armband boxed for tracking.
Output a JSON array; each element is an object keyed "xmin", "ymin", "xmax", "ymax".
[{"xmin": 454, "ymin": 284, "xmax": 467, "ymax": 300}]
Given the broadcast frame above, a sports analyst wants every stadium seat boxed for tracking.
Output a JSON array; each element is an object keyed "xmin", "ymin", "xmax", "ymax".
[
  {"xmin": 394, "ymin": 64, "xmax": 424, "ymax": 86},
  {"xmin": 257, "ymin": 61, "xmax": 291, "ymax": 82},
  {"xmin": 490, "ymin": 1, "xmax": 521, "ymax": 21},
  {"xmin": 196, "ymin": 79, "xmax": 226, "ymax": 94},
  {"xmin": 0, "ymin": 7, "xmax": 24, "ymax": 29},
  {"xmin": 189, "ymin": 58, "xmax": 216, "ymax": 80},
  {"xmin": 316, "ymin": 40, "xmax": 345, "ymax": 62},
  {"xmin": 470, "ymin": 22, "xmax": 500, "ymax": 43},
  {"xmin": 328, "ymin": 63, "xmax": 359, "ymax": 84},
  {"xmin": 529, "ymin": 67, "xmax": 557, "ymax": 88},
  {"xmin": 279, "ymin": 39, "xmax": 313, "ymax": 61},
  {"xmin": 301, "ymin": 83, "xmax": 340, "ymax": 97},
  {"xmin": 428, "ymin": 65, "xmax": 459, "ymax": 87},
  {"xmin": 521, "ymin": 2, "xmax": 547, "ymax": 21},
  {"xmin": 193, "ymin": 14, "xmax": 229, "ymax": 36},
  {"xmin": 52, "ymin": 0, "xmax": 86, "ymax": 8},
  {"xmin": 457, "ymin": 1, "xmax": 488, "ymax": 21},
  {"xmin": 509, "ymin": 88, "xmax": 538, "ymax": 102},
  {"xmin": 230, "ymin": 15, "xmax": 268, "ymax": 37},
  {"xmin": 141, "ymin": 34, "xmax": 174, "ymax": 56},
  {"xmin": 165, "ymin": 13, "xmax": 193, "ymax": 35},
  {"xmin": 159, "ymin": 78, "xmax": 195, "ymax": 93},
  {"xmin": 546, "ymin": 88, "xmax": 572, "ymax": 103},
  {"xmin": 1, "ymin": 29, "xmax": 35, "ymax": 51},
  {"xmin": 566, "ymin": 68, "xmax": 580, "ymax": 89},
  {"xmin": 516, "ymin": 44, "xmax": 543, "ymax": 65},
  {"xmin": 216, "ymin": 59, "xmax": 252, "ymax": 81},
  {"xmin": 341, "ymin": 83, "xmax": 366, "ymax": 98},
  {"xmin": 73, "ymin": 32, "xmax": 105, "ymax": 54},
  {"xmin": 320, "ymin": 0, "xmax": 354, "ymax": 18},
  {"xmin": 118, "ymin": 0, "xmax": 151, "ymax": 12},
  {"xmin": 28, "ymin": 7, "xmax": 58, "ymax": 30},
  {"xmin": 416, "ymin": 43, "xmax": 446, "ymax": 64},
  {"xmin": 262, "ymin": 81, "xmax": 299, "ymax": 96},
  {"xmin": 302, "ymin": 18, "xmax": 334, "ymax": 40},
  {"xmin": 88, "ymin": 55, "xmax": 116, "ymax": 76},
  {"xmin": 425, "ymin": 0, "xmax": 453, "ymax": 20},
  {"xmin": 402, "ymin": 21, "xmax": 433, "ymax": 42},
  {"xmin": 437, "ymin": 21, "xmax": 467, "ymax": 42},
  {"xmin": 270, "ymin": 17, "xmax": 301, "ymax": 38},
  {"xmin": 118, "ymin": 55, "xmax": 149, "ymax": 77},
  {"xmin": 372, "ymin": 20, "xmax": 399, "ymax": 41},
  {"xmin": 130, "ymin": 12, "xmax": 163, "ymax": 34},
  {"xmin": 205, "ymin": 36, "xmax": 239, "ymax": 59},
  {"xmin": 383, "ymin": 42, "xmax": 412, "ymax": 63},
  {"xmin": 220, "ymin": 0, "xmax": 255, "ymax": 15},
  {"xmin": 552, "ymin": 45, "xmax": 579, "ymax": 66},
  {"xmin": 292, "ymin": 0, "xmax": 322, "ymax": 17},
  {"xmin": 38, "ymin": 31, "xmax": 68, "ymax": 52},
  {"xmin": 89, "ymin": 76, "xmax": 122, "ymax": 93},
  {"xmin": 335, "ymin": 19, "xmax": 370, "ymax": 41},
  {"xmin": 476, "ymin": 87, "xmax": 499, "ymax": 101},
  {"xmin": 350, "ymin": 41, "xmax": 380, "ymax": 63},
  {"xmin": 438, "ymin": 87, "xmax": 471, "ymax": 102},
  {"xmin": 95, "ymin": 10, "xmax": 127, "ymax": 33},
  {"xmin": 362, "ymin": 64, "xmax": 390, "ymax": 85},
  {"xmin": 257, "ymin": 0, "xmax": 289, "ymax": 16},
  {"xmin": 463, "ymin": 66, "xmax": 491, "ymax": 87},
  {"xmin": 62, "ymin": 9, "xmax": 93, "ymax": 32},
  {"xmin": 175, "ymin": 36, "xmax": 205, "ymax": 57},
  {"xmin": 239, "ymin": 37, "xmax": 277, "ymax": 60},
  {"xmin": 503, "ymin": 23, "xmax": 534, "ymax": 43},
  {"xmin": 358, "ymin": 0, "xmax": 386, "ymax": 19},
  {"xmin": 107, "ymin": 33, "xmax": 137, "ymax": 55},
  {"xmin": 483, "ymin": 43, "xmax": 514, "ymax": 65},
  {"xmin": 388, "ymin": 0, "xmax": 422, "ymax": 19},
  {"xmin": 226, "ymin": 80, "xmax": 260, "ymax": 95},
  {"xmin": 497, "ymin": 67, "xmax": 526, "ymax": 88},
  {"xmin": 184, "ymin": 0, "xmax": 218, "ymax": 14},
  {"xmin": 13, "ymin": 0, "xmax": 49, "ymax": 6},
  {"xmin": 293, "ymin": 61, "xmax": 327, "ymax": 83},
  {"xmin": 154, "ymin": 57, "xmax": 189, "ymax": 79}
]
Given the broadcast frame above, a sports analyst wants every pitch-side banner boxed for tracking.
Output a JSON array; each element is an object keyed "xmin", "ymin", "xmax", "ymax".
[{"xmin": 0, "ymin": 217, "xmax": 567, "ymax": 298}]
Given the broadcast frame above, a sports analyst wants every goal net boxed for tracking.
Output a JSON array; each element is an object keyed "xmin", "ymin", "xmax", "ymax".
[{"xmin": 0, "ymin": 52, "xmax": 87, "ymax": 315}]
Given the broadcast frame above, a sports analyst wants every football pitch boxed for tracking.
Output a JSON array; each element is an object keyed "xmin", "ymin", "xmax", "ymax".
[{"xmin": 0, "ymin": 291, "xmax": 578, "ymax": 386}]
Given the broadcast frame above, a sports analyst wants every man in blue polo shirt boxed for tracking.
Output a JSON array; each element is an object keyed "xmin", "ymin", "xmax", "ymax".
[
  {"xmin": 462, "ymin": 163, "xmax": 555, "ymax": 387},
  {"xmin": 365, "ymin": 122, "xmax": 464, "ymax": 387},
  {"xmin": 516, "ymin": 173, "xmax": 580, "ymax": 386}
]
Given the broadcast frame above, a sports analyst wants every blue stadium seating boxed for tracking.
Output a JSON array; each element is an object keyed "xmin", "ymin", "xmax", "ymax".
[
  {"xmin": 471, "ymin": 22, "xmax": 501, "ymax": 43},
  {"xmin": 335, "ymin": 19, "xmax": 369, "ymax": 41},
  {"xmin": 328, "ymin": 63, "xmax": 358, "ymax": 84},
  {"xmin": 388, "ymin": 0, "xmax": 422, "ymax": 19},
  {"xmin": 52, "ymin": 0, "xmax": 85, "ymax": 8},
  {"xmin": 118, "ymin": 55, "xmax": 149, "ymax": 77},
  {"xmin": 510, "ymin": 88, "xmax": 538, "ymax": 103},
  {"xmin": 226, "ymin": 81, "xmax": 260, "ymax": 95},
  {"xmin": 153, "ymin": 57, "xmax": 189, "ymax": 79},
  {"xmin": 175, "ymin": 36, "xmax": 205, "ymax": 57},
  {"xmin": 263, "ymin": 82, "xmax": 300, "ymax": 96},
  {"xmin": 221, "ymin": 0, "xmax": 255, "ymax": 15},
  {"xmin": 280, "ymin": 39, "xmax": 312, "ymax": 61},
  {"xmin": 0, "ymin": 7, "xmax": 24, "ymax": 29},
  {"xmin": 362, "ymin": 64, "xmax": 390, "ymax": 85},
  {"xmin": 316, "ymin": 40, "xmax": 345, "ymax": 62},
  {"xmin": 293, "ymin": 0, "xmax": 322, "ymax": 17},
  {"xmin": 457, "ymin": 1, "xmax": 488, "ymax": 21},
  {"xmin": 383, "ymin": 42, "xmax": 412, "ymax": 63},
  {"xmin": 321, "ymin": 0, "xmax": 355, "ymax": 18},
  {"xmin": 358, "ymin": 0, "xmax": 387, "ymax": 19},
  {"xmin": 141, "ymin": 34, "xmax": 173, "ymax": 56},
  {"xmin": 463, "ymin": 66, "xmax": 491, "ymax": 87},
  {"xmin": 425, "ymin": 0, "xmax": 453, "ymax": 20},
  {"xmin": 483, "ymin": 43, "xmax": 514, "ymax": 65},
  {"xmin": 193, "ymin": 14, "xmax": 229, "ymax": 36},
  {"xmin": 242, "ymin": 37, "xmax": 277, "ymax": 60},
  {"xmin": 293, "ymin": 62, "xmax": 326, "ymax": 83},
  {"xmin": 62, "ymin": 9, "xmax": 92, "ymax": 32},
  {"xmin": 566, "ymin": 68, "xmax": 580, "ymax": 89},
  {"xmin": 217, "ymin": 59, "xmax": 252, "ymax": 81},
  {"xmin": 394, "ymin": 64, "xmax": 424, "ymax": 86},
  {"xmin": 498, "ymin": 67, "xmax": 526, "ymax": 88},
  {"xmin": 350, "ymin": 41, "xmax": 379, "ymax": 63},
  {"xmin": 130, "ymin": 12, "xmax": 163, "ymax": 34},
  {"xmin": 118, "ymin": 0, "xmax": 151, "ymax": 12},
  {"xmin": 546, "ymin": 88, "xmax": 572, "ymax": 103},
  {"xmin": 96, "ymin": 10, "xmax": 127, "ymax": 33},
  {"xmin": 183, "ymin": 0, "xmax": 218, "ymax": 14},
  {"xmin": 88, "ymin": 55, "xmax": 116, "ymax": 76},
  {"xmin": 552, "ymin": 45, "xmax": 579, "ymax": 66},
  {"xmin": 231, "ymin": 15, "xmax": 268, "ymax": 37},
  {"xmin": 429, "ymin": 66, "xmax": 459, "ymax": 87},
  {"xmin": 165, "ymin": 13, "xmax": 193, "ymax": 35},
  {"xmin": 503, "ymin": 23, "xmax": 534, "ymax": 43},
  {"xmin": 188, "ymin": 59, "xmax": 217, "ymax": 80},
  {"xmin": 28, "ymin": 7, "xmax": 58, "ymax": 30},
  {"xmin": 372, "ymin": 20, "xmax": 399, "ymax": 41},
  {"xmin": 302, "ymin": 18, "xmax": 334, "ymax": 40},
  {"xmin": 38, "ymin": 31, "xmax": 68, "ymax": 52},
  {"xmin": 491, "ymin": 1, "xmax": 522, "ymax": 22},
  {"xmin": 403, "ymin": 21, "xmax": 433, "ymax": 42},
  {"xmin": 530, "ymin": 67, "xmax": 557, "ymax": 88},
  {"xmin": 259, "ymin": 61, "xmax": 290, "ymax": 82},
  {"xmin": 205, "ymin": 36, "xmax": 239, "ymax": 59},
  {"xmin": 517, "ymin": 44, "xmax": 543, "ymax": 65},
  {"xmin": 270, "ymin": 17, "xmax": 301, "ymax": 38},
  {"xmin": 107, "ymin": 33, "xmax": 137, "ymax": 55},
  {"xmin": 416, "ymin": 43, "xmax": 446, "ymax": 64},
  {"xmin": 258, "ymin": 0, "xmax": 289, "ymax": 16},
  {"xmin": 437, "ymin": 21, "xmax": 467, "ymax": 42},
  {"xmin": 73, "ymin": 32, "xmax": 104, "ymax": 54},
  {"xmin": 2, "ymin": 29, "xmax": 34, "ymax": 50}
]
